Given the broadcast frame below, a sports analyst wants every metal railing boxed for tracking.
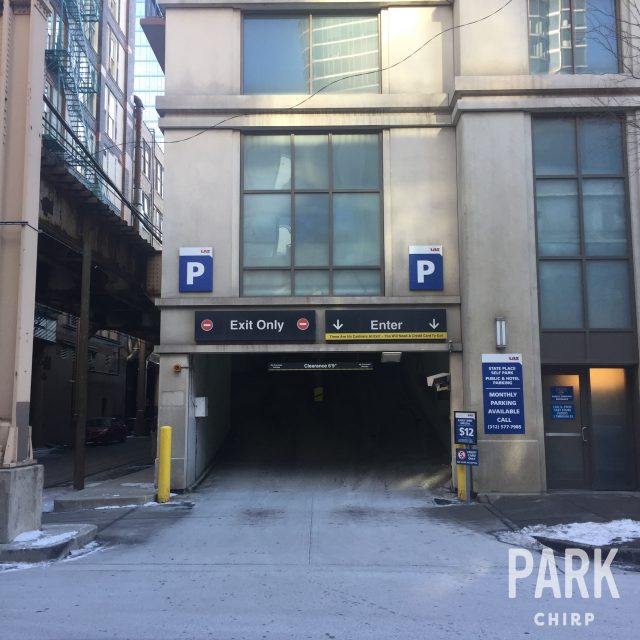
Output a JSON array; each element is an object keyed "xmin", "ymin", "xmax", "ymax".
[
  {"xmin": 145, "ymin": 0, "xmax": 164, "ymax": 18},
  {"xmin": 42, "ymin": 96, "xmax": 163, "ymax": 246}
]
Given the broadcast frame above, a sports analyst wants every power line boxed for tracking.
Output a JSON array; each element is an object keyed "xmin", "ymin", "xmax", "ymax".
[{"xmin": 97, "ymin": 0, "xmax": 515, "ymax": 154}]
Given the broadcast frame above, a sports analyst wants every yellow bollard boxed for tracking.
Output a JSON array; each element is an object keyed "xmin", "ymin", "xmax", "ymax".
[
  {"xmin": 157, "ymin": 425, "xmax": 172, "ymax": 503},
  {"xmin": 456, "ymin": 460, "xmax": 467, "ymax": 501}
]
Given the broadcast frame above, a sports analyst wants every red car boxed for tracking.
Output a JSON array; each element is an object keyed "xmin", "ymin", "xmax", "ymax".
[{"xmin": 85, "ymin": 417, "xmax": 128, "ymax": 444}]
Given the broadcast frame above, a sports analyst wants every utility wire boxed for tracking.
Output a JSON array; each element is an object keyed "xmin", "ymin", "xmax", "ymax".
[{"xmin": 97, "ymin": 0, "xmax": 515, "ymax": 154}]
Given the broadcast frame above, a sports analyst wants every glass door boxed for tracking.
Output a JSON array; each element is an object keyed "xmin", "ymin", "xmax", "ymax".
[
  {"xmin": 588, "ymin": 369, "xmax": 634, "ymax": 490},
  {"xmin": 543, "ymin": 368, "xmax": 636, "ymax": 490},
  {"xmin": 542, "ymin": 372, "xmax": 587, "ymax": 489}
]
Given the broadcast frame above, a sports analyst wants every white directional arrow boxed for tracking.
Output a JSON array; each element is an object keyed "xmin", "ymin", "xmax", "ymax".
[
  {"xmin": 429, "ymin": 319, "xmax": 440, "ymax": 330},
  {"xmin": 333, "ymin": 320, "xmax": 344, "ymax": 330}
]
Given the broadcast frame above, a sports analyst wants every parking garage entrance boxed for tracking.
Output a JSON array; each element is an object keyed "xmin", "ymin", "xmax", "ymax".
[{"xmin": 215, "ymin": 352, "xmax": 451, "ymax": 487}]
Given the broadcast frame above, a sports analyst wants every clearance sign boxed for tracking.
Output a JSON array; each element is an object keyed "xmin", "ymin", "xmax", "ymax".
[{"xmin": 325, "ymin": 309, "xmax": 447, "ymax": 343}]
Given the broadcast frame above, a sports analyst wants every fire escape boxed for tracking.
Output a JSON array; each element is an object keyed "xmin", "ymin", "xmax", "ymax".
[{"xmin": 44, "ymin": 0, "xmax": 102, "ymax": 197}]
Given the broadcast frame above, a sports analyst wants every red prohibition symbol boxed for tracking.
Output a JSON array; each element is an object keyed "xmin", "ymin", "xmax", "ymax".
[
  {"xmin": 297, "ymin": 317, "xmax": 310, "ymax": 331},
  {"xmin": 200, "ymin": 318, "xmax": 214, "ymax": 332}
]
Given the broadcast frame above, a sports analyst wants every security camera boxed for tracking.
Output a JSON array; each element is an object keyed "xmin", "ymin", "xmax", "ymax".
[{"xmin": 426, "ymin": 372, "xmax": 450, "ymax": 391}]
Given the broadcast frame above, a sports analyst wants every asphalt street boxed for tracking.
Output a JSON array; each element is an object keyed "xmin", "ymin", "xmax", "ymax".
[
  {"xmin": 35, "ymin": 435, "xmax": 154, "ymax": 488},
  {"xmin": 2, "ymin": 456, "xmax": 640, "ymax": 639},
  {"xmin": 4, "ymin": 394, "xmax": 639, "ymax": 639}
]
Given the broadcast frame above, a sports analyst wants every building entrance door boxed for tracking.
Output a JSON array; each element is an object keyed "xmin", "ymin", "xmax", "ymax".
[{"xmin": 542, "ymin": 368, "xmax": 635, "ymax": 490}]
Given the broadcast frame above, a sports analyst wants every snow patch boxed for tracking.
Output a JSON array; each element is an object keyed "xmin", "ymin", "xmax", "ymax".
[
  {"xmin": 495, "ymin": 529, "xmax": 543, "ymax": 550},
  {"xmin": 121, "ymin": 482, "xmax": 154, "ymax": 488},
  {"xmin": 12, "ymin": 530, "xmax": 43, "ymax": 543},
  {"xmin": 94, "ymin": 504, "xmax": 139, "ymax": 510},
  {"xmin": 11, "ymin": 529, "xmax": 79, "ymax": 548},
  {"xmin": 523, "ymin": 519, "xmax": 640, "ymax": 546},
  {"xmin": 30, "ymin": 531, "xmax": 78, "ymax": 548},
  {"xmin": 496, "ymin": 519, "xmax": 640, "ymax": 549}
]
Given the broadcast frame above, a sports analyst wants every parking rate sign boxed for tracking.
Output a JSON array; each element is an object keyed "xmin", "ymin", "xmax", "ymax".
[
  {"xmin": 409, "ymin": 245, "xmax": 443, "ymax": 291},
  {"xmin": 179, "ymin": 247, "xmax": 213, "ymax": 292}
]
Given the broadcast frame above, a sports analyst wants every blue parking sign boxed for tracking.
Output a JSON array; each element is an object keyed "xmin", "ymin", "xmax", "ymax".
[
  {"xmin": 179, "ymin": 247, "xmax": 213, "ymax": 293},
  {"xmin": 409, "ymin": 245, "xmax": 443, "ymax": 291}
]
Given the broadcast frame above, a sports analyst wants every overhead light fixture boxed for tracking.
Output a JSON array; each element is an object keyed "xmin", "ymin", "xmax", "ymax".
[
  {"xmin": 381, "ymin": 351, "xmax": 402, "ymax": 363},
  {"xmin": 495, "ymin": 317, "xmax": 507, "ymax": 349}
]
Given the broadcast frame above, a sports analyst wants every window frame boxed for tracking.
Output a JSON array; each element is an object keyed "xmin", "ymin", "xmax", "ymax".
[
  {"xmin": 241, "ymin": 12, "xmax": 382, "ymax": 95},
  {"xmin": 532, "ymin": 114, "xmax": 634, "ymax": 334},
  {"xmin": 240, "ymin": 131, "xmax": 384, "ymax": 298},
  {"xmin": 105, "ymin": 87, "xmax": 118, "ymax": 142},
  {"xmin": 142, "ymin": 141, "xmax": 151, "ymax": 178},
  {"xmin": 155, "ymin": 160, "xmax": 164, "ymax": 197}
]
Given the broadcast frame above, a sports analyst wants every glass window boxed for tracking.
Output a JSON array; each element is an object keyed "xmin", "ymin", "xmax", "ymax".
[
  {"xmin": 243, "ymin": 18, "xmax": 308, "ymax": 94},
  {"xmin": 538, "ymin": 261, "xmax": 584, "ymax": 328},
  {"xmin": 533, "ymin": 115, "xmax": 632, "ymax": 331},
  {"xmin": 242, "ymin": 133, "xmax": 382, "ymax": 296},
  {"xmin": 334, "ymin": 270, "xmax": 381, "ymax": 296},
  {"xmin": 243, "ymin": 14, "xmax": 380, "ymax": 94},
  {"xmin": 311, "ymin": 16, "xmax": 380, "ymax": 93},
  {"xmin": 142, "ymin": 142, "xmax": 151, "ymax": 177},
  {"xmin": 533, "ymin": 119, "xmax": 577, "ymax": 175},
  {"xmin": 105, "ymin": 88, "xmax": 120, "ymax": 143},
  {"xmin": 243, "ymin": 194, "xmax": 291, "ymax": 267},
  {"xmin": 243, "ymin": 271, "xmax": 291, "ymax": 296},
  {"xmin": 294, "ymin": 136, "xmax": 328, "ymax": 189},
  {"xmin": 536, "ymin": 180, "xmax": 580, "ymax": 256},
  {"xmin": 333, "ymin": 194, "xmax": 380, "ymax": 266},
  {"xmin": 155, "ymin": 161, "xmax": 164, "ymax": 196},
  {"xmin": 583, "ymin": 179, "xmax": 626, "ymax": 255},
  {"xmin": 587, "ymin": 262, "xmax": 631, "ymax": 328},
  {"xmin": 295, "ymin": 271, "xmax": 330, "ymax": 296},
  {"xmin": 243, "ymin": 136, "xmax": 291, "ymax": 190},
  {"xmin": 294, "ymin": 194, "xmax": 329, "ymax": 266},
  {"xmin": 579, "ymin": 118, "xmax": 623, "ymax": 175},
  {"xmin": 528, "ymin": 0, "xmax": 618, "ymax": 74},
  {"xmin": 332, "ymin": 134, "xmax": 380, "ymax": 189}
]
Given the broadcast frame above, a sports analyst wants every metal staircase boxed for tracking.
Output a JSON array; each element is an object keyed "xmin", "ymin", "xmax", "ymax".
[{"xmin": 44, "ymin": 0, "xmax": 101, "ymax": 192}]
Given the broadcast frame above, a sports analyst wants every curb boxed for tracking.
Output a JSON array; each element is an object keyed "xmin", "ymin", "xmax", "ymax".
[
  {"xmin": 0, "ymin": 524, "xmax": 97, "ymax": 564},
  {"xmin": 533, "ymin": 536, "xmax": 640, "ymax": 566},
  {"xmin": 54, "ymin": 493, "xmax": 156, "ymax": 512}
]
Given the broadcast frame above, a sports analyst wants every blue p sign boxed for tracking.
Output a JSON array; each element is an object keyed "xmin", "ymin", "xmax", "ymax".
[
  {"xmin": 409, "ymin": 245, "xmax": 443, "ymax": 291},
  {"xmin": 179, "ymin": 247, "xmax": 213, "ymax": 292}
]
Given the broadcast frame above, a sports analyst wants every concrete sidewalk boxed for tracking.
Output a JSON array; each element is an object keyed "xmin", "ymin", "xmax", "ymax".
[
  {"xmin": 484, "ymin": 492, "xmax": 640, "ymax": 564},
  {"xmin": 52, "ymin": 466, "xmax": 156, "ymax": 512},
  {"xmin": 3, "ymin": 461, "xmax": 640, "ymax": 567},
  {"xmin": 0, "ymin": 465, "xmax": 161, "ymax": 564}
]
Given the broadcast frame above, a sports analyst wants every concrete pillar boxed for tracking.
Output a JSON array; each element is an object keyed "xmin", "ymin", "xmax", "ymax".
[
  {"xmin": 448, "ymin": 350, "xmax": 464, "ymax": 488},
  {"xmin": 457, "ymin": 112, "xmax": 546, "ymax": 493},
  {"xmin": 72, "ymin": 218, "xmax": 94, "ymax": 490},
  {"xmin": 0, "ymin": 0, "xmax": 50, "ymax": 541},
  {"xmin": 157, "ymin": 354, "xmax": 190, "ymax": 490}
]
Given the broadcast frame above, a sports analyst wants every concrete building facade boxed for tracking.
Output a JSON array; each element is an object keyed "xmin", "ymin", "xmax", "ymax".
[
  {"xmin": 1, "ymin": 0, "xmax": 163, "ymax": 540},
  {"xmin": 153, "ymin": 0, "xmax": 640, "ymax": 493}
]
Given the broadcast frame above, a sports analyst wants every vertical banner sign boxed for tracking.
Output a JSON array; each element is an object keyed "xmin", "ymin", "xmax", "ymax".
[
  {"xmin": 482, "ymin": 354, "xmax": 525, "ymax": 434},
  {"xmin": 179, "ymin": 247, "xmax": 213, "ymax": 293},
  {"xmin": 409, "ymin": 245, "xmax": 443, "ymax": 291}
]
